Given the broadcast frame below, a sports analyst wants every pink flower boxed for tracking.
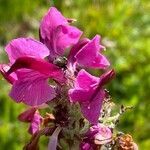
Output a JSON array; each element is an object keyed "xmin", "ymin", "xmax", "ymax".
[
  {"xmin": 69, "ymin": 69, "xmax": 115, "ymax": 124},
  {"xmin": 40, "ymin": 7, "xmax": 82, "ymax": 60},
  {"xmin": 18, "ymin": 108, "xmax": 43, "ymax": 135},
  {"xmin": 68, "ymin": 35, "xmax": 110, "ymax": 69},
  {"xmin": 0, "ymin": 7, "xmax": 83, "ymax": 106},
  {"xmin": 1, "ymin": 38, "xmax": 65, "ymax": 106},
  {"xmin": 80, "ymin": 123, "xmax": 112, "ymax": 150}
]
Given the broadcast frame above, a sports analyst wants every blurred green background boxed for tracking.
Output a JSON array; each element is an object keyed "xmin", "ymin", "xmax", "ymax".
[{"xmin": 0, "ymin": 0, "xmax": 149, "ymax": 149}]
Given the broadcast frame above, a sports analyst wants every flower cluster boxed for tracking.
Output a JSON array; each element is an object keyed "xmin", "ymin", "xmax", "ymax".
[{"xmin": 0, "ymin": 7, "xmax": 138, "ymax": 150}]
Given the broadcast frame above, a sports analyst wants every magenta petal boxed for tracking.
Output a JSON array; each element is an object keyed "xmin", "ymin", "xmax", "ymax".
[
  {"xmin": 68, "ymin": 70, "xmax": 102, "ymax": 124},
  {"xmin": 0, "ymin": 64, "xmax": 17, "ymax": 84},
  {"xmin": 76, "ymin": 35, "xmax": 100, "ymax": 65},
  {"xmin": 40, "ymin": 7, "xmax": 82, "ymax": 58},
  {"xmin": 98, "ymin": 69, "xmax": 115, "ymax": 87},
  {"xmin": 55, "ymin": 25, "xmax": 82, "ymax": 55},
  {"xmin": 18, "ymin": 107, "xmax": 37, "ymax": 122},
  {"xmin": 80, "ymin": 90, "xmax": 105, "ymax": 124},
  {"xmin": 40, "ymin": 7, "xmax": 68, "ymax": 40},
  {"xmin": 18, "ymin": 108, "xmax": 42, "ymax": 134},
  {"xmin": 89, "ymin": 69, "xmax": 115, "ymax": 102},
  {"xmin": 68, "ymin": 69, "xmax": 99, "ymax": 103},
  {"xmin": 10, "ymin": 71, "xmax": 56, "ymax": 106},
  {"xmin": 80, "ymin": 124, "xmax": 112, "ymax": 150},
  {"xmin": 28, "ymin": 111, "xmax": 42, "ymax": 134},
  {"xmin": 80, "ymin": 142, "xmax": 92, "ymax": 150},
  {"xmin": 69, "ymin": 88, "xmax": 91, "ymax": 103},
  {"xmin": 7, "ymin": 57, "xmax": 66, "ymax": 84},
  {"xmin": 75, "ymin": 69, "xmax": 99, "ymax": 89},
  {"xmin": 68, "ymin": 38, "xmax": 89, "ymax": 65},
  {"xmin": 94, "ymin": 124, "xmax": 112, "ymax": 145},
  {"xmin": 88, "ymin": 53, "xmax": 110, "ymax": 69},
  {"xmin": 5, "ymin": 38, "xmax": 49, "ymax": 63},
  {"xmin": 68, "ymin": 70, "xmax": 110, "ymax": 124},
  {"xmin": 75, "ymin": 35, "xmax": 110, "ymax": 69}
]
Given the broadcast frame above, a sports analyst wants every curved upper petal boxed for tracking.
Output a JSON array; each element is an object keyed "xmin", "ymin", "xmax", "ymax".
[
  {"xmin": 75, "ymin": 35, "xmax": 110, "ymax": 69},
  {"xmin": 5, "ymin": 38, "xmax": 49, "ymax": 63},
  {"xmin": 40, "ymin": 7, "xmax": 68, "ymax": 40},
  {"xmin": 55, "ymin": 25, "xmax": 82, "ymax": 55},
  {"xmin": 7, "ymin": 57, "xmax": 66, "ymax": 84},
  {"xmin": 68, "ymin": 38, "xmax": 89, "ymax": 65},
  {"xmin": 40, "ymin": 7, "xmax": 82, "ymax": 59}
]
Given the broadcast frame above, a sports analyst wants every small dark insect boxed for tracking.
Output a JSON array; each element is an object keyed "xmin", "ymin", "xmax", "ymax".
[{"xmin": 54, "ymin": 56, "xmax": 67, "ymax": 69}]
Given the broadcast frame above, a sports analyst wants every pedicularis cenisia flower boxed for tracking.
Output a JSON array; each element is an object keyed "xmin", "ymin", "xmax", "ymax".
[{"xmin": 0, "ymin": 7, "xmax": 138, "ymax": 150}]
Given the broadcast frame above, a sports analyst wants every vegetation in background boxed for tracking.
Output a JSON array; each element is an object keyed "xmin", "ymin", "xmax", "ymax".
[{"xmin": 0, "ymin": 0, "xmax": 149, "ymax": 149}]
